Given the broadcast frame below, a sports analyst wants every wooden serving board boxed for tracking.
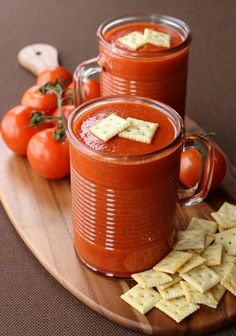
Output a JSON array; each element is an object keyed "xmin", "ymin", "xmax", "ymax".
[{"xmin": 0, "ymin": 117, "xmax": 236, "ymax": 336}]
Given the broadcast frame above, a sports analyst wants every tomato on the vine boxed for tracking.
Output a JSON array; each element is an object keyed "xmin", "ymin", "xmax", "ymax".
[
  {"xmin": 27, "ymin": 128, "xmax": 70, "ymax": 179},
  {"xmin": 21, "ymin": 85, "xmax": 57, "ymax": 114},
  {"xmin": 1, "ymin": 105, "xmax": 50, "ymax": 155},
  {"xmin": 52, "ymin": 105, "xmax": 75, "ymax": 126},
  {"xmin": 37, "ymin": 66, "xmax": 72, "ymax": 87},
  {"xmin": 180, "ymin": 145, "xmax": 227, "ymax": 191}
]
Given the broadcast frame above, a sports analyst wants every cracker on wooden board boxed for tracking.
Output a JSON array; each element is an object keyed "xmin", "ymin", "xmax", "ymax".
[
  {"xmin": 157, "ymin": 274, "xmax": 181, "ymax": 290},
  {"xmin": 158, "ymin": 282, "xmax": 184, "ymax": 300},
  {"xmin": 89, "ymin": 114, "xmax": 130, "ymax": 141},
  {"xmin": 179, "ymin": 264, "xmax": 220, "ymax": 293},
  {"xmin": 210, "ymin": 253, "xmax": 236, "ymax": 279},
  {"xmin": 177, "ymin": 251, "xmax": 205, "ymax": 274},
  {"xmin": 118, "ymin": 117, "xmax": 158, "ymax": 144},
  {"xmin": 153, "ymin": 251, "xmax": 193, "ymax": 274},
  {"xmin": 117, "ymin": 31, "xmax": 146, "ymax": 50},
  {"xmin": 211, "ymin": 284, "xmax": 226, "ymax": 304},
  {"xmin": 214, "ymin": 227, "xmax": 236, "ymax": 256},
  {"xmin": 144, "ymin": 28, "xmax": 171, "ymax": 48},
  {"xmin": 180, "ymin": 281, "xmax": 218, "ymax": 308},
  {"xmin": 131, "ymin": 269, "xmax": 172, "ymax": 288},
  {"xmin": 155, "ymin": 296, "xmax": 199, "ymax": 323},
  {"xmin": 174, "ymin": 230, "xmax": 205, "ymax": 251},
  {"xmin": 187, "ymin": 217, "xmax": 218, "ymax": 234},
  {"xmin": 211, "ymin": 202, "xmax": 236, "ymax": 230},
  {"xmin": 194, "ymin": 234, "xmax": 215, "ymax": 254},
  {"xmin": 120, "ymin": 284, "xmax": 160, "ymax": 314},
  {"xmin": 201, "ymin": 244, "xmax": 223, "ymax": 266},
  {"xmin": 221, "ymin": 265, "xmax": 236, "ymax": 296}
]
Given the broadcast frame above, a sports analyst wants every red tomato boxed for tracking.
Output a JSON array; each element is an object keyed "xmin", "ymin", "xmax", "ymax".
[
  {"xmin": 27, "ymin": 128, "xmax": 70, "ymax": 179},
  {"xmin": 1, "ymin": 105, "xmax": 50, "ymax": 155},
  {"xmin": 83, "ymin": 79, "xmax": 100, "ymax": 102},
  {"xmin": 21, "ymin": 85, "xmax": 57, "ymax": 114},
  {"xmin": 180, "ymin": 146, "xmax": 227, "ymax": 191},
  {"xmin": 52, "ymin": 105, "xmax": 75, "ymax": 126},
  {"xmin": 37, "ymin": 66, "xmax": 72, "ymax": 87}
]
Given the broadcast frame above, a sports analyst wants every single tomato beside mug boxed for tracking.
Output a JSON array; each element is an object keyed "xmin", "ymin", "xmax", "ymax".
[{"xmin": 180, "ymin": 145, "xmax": 227, "ymax": 191}]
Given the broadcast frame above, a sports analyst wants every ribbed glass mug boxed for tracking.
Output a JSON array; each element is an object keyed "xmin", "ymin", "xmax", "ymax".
[
  {"xmin": 74, "ymin": 14, "xmax": 191, "ymax": 118},
  {"xmin": 67, "ymin": 96, "xmax": 214, "ymax": 278}
]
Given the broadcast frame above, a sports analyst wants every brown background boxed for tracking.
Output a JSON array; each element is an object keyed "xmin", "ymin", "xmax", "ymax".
[{"xmin": 0, "ymin": 0, "xmax": 236, "ymax": 335}]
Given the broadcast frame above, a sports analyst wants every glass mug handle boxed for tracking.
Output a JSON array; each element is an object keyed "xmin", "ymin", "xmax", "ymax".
[
  {"xmin": 73, "ymin": 56, "xmax": 102, "ymax": 106},
  {"xmin": 178, "ymin": 134, "xmax": 214, "ymax": 207}
]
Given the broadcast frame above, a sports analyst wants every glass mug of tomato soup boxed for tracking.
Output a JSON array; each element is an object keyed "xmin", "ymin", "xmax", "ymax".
[
  {"xmin": 67, "ymin": 96, "xmax": 213, "ymax": 278},
  {"xmin": 74, "ymin": 14, "xmax": 191, "ymax": 119}
]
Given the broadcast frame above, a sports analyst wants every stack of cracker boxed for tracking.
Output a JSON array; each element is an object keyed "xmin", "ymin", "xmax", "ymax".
[{"xmin": 121, "ymin": 202, "xmax": 236, "ymax": 323}]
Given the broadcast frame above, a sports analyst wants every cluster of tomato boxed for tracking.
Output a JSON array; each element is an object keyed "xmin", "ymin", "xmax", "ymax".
[
  {"xmin": 1, "ymin": 66, "xmax": 226, "ymax": 189},
  {"xmin": 1, "ymin": 66, "xmax": 99, "ymax": 179}
]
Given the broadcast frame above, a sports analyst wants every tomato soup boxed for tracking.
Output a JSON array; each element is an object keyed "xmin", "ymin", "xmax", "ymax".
[
  {"xmin": 96, "ymin": 14, "xmax": 191, "ymax": 119},
  {"xmin": 67, "ymin": 96, "xmax": 185, "ymax": 278}
]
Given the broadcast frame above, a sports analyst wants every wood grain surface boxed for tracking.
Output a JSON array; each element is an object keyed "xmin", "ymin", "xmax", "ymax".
[{"xmin": 0, "ymin": 117, "xmax": 236, "ymax": 336}]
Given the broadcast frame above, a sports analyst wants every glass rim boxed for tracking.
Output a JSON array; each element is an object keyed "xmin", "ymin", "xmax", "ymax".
[
  {"xmin": 97, "ymin": 13, "xmax": 192, "ymax": 58},
  {"xmin": 66, "ymin": 95, "xmax": 185, "ymax": 163}
]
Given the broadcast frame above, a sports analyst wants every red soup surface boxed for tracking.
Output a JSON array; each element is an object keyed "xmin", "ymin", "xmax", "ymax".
[
  {"xmin": 99, "ymin": 22, "xmax": 190, "ymax": 118},
  {"xmin": 70, "ymin": 100, "xmax": 183, "ymax": 277}
]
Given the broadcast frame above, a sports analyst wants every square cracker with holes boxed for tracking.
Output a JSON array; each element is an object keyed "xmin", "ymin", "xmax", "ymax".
[
  {"xmin": 144, "ymin": 28, "xmax": 171, "ymax": 48},
  {"xmin": 178, "ymin": 251, "xmax": 205, "ymax": 274},
  {"xmin": 131, "ymin": 269, "xmax": 172, "ymax": 288},
  {"xmin": 180, "ymin": 264, "xmax": 220, "ymax": 293},
  {"xmin": 210, "ymin": 253, "xmax": 236, "ymax": 279},
  {"xmin": 155, "ymin": 296, "xmax": 199, "ymax": 323},
  {"xmin": 157, "ymin": 274, "xmax": 181, "ymax": 291},
  {"xmin": 118, "ymin": 117, "xmax": 158, "ymax": 144},
  {"xmin": 194, "ymin": 234, "xmax": 215, "ymax": 254},
  {"xmin": 174, "ymin": 230, "xmax": 205, "ymax": 251},
  {"xmin": 221, "ymin": 265, "xmax": 236, "ymax": 296},
  {"xmin": 120, "ymin": 284, "xmax": 160, "ymax": 314},
  {"xmin": 180, "ymin": 281, "xmax": 218, "ymax": 308},
  {"xmin": 187, "ymin": 217, "xmax": 218, "ymax": 234},
  {"xmin": 212, "ymin": 202, "xmax": 236, "ymax": 230},
  {"xmin": 89, "ymin": 114, "xmax": 130, "ymax": 141},
  {"xmin": 158, "ymin": 282, "xmax": 184, "ymax": 300},
  {"xmin": 117, "ymin": 31, "xmax": 146, "ymax": 51},
  {"xmin": 201, "ymin": 244, "xmax": 223, "ymax": 266},
  {"xmin": 214, "ymin": 228, "xmax": 236, "ymax": 256},
  {"xmin": 212, "ymin": 284, "xmax": 226, "ymax": 304},
  {"xmin": 153, "ymin": 251, "xmax": 192, "ymax": 274}
]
